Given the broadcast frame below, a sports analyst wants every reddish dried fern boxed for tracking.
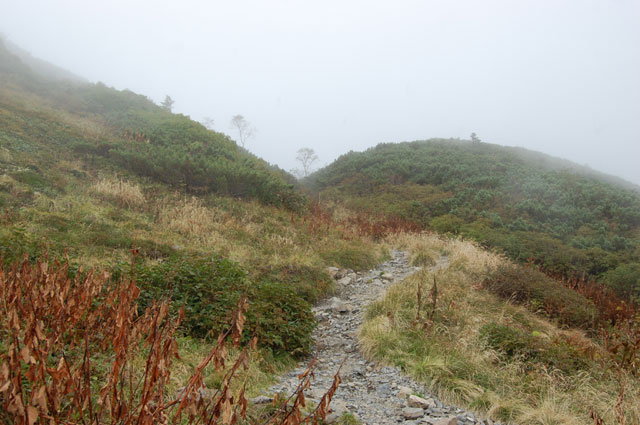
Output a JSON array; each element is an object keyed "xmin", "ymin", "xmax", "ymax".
[{"xmin": 0, "ymin": 255, "xmax": 340, "ymax": 425}]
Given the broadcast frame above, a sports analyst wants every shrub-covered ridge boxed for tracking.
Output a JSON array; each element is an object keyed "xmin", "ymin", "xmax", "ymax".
[{"xmin": 307, "ymin": 139, "xmax": 640, "ymax": 300}]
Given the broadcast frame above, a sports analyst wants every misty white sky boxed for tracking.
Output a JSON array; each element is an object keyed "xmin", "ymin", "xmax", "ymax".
[{"xmin": 1, "ymin": 0, "xmax": 639, "ymax": 184}]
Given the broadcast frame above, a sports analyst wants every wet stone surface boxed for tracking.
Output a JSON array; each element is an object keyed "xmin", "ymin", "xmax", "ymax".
[{"xmin": 263, "ymin": 251, "xmax": 500, "ymax": 425}]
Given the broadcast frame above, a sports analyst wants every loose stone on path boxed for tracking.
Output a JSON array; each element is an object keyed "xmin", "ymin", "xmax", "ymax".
[{"xmin": 261, "ymin": 251, "xmax": 498, "ymax": 425}]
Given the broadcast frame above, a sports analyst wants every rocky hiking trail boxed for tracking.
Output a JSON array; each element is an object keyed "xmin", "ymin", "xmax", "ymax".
[{"xmin": 256, "ymin": 251, "xmax": 496, "ymax": 425}]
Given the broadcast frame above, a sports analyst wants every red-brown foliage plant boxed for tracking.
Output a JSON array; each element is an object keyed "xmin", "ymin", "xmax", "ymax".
[
  {"xmin": 561, "ymin": 274, "xmax": 640, "ymax": 373},
  {"xmin": 0, "ymin": 253, "xmax": 340, "ymax": 425},
  {"xmin": 304, "ymin": 200, "xmax": 421, "ymax": 241}
]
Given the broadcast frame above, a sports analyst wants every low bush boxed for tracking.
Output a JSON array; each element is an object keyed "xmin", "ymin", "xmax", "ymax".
[
  {"xmin": 0, "ymin": 226, "xmax": 42, "ymax": 264},
  {"xmin": 11, "ymin": 169, "xmax": 49, "ymax": 190},
  {"xmin": 480, "ymin": 323, "xmax": 537, "ymax": 360},
  {"xmin": 603, "ymin": 263, "xmax": 640, "ymax": 301},
  {"xmin": 482, "ymin": 263, "xmax": 599, "ymax": 329},
  {"xmin": 132, "ymin": 256, "xmax": 316, "ymax": 356},
  {"xmin": 479, "ymin": 322, "xmax": 591, "ymax": 374},
  {"xmin": 251, "ymin": 281, "xmax": 315, "ymax": 356},
  {"xmin": 430, "ymin": 214, "xmax": 465, "ymax": 235}
]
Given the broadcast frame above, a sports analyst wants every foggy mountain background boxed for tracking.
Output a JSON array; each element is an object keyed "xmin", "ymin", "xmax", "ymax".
[{"xmin": 1, "ymin": 0, "xmax": 639, "ymax": 184}]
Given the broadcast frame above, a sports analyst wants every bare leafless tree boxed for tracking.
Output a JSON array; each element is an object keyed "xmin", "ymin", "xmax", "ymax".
[
  {"xmin": 229, "ymin": 114, "xmax": 255, "ymax": 147},
  {"xmin": 294, "ymin": 147, "xmax": 319, "ymax": 178}
]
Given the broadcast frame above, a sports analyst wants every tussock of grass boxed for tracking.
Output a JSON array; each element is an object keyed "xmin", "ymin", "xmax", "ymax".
[
  {"xmin": 156, "ymin": 195, "xmax": 226, "ymax": 244},
  {"xmin": 91, "ymin": 176, "xmax": 145, "ymax": 209},
  {"xmin": 361, "ymin": 232, "xmax": 640, "ymax": 425}
]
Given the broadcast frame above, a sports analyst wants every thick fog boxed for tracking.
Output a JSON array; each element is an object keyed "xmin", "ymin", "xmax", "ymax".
[{"xmin": 1, "ymin": 0, "xmax": 639, "ymax": 184}]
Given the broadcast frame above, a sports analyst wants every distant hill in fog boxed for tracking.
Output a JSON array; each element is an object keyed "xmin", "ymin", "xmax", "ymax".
[{"xmin": 1, "ymin": 34, "xmax": 87, "ymax": 83}]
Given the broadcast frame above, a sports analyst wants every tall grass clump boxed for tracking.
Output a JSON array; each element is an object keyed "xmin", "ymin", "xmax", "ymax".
[
  {"xmin": 91, "ymin": 176, "xmax": 145, "ymax": 209},
  {"xmin": 156, "ymin": 196, "xmax": 221, "ymax": 237}
]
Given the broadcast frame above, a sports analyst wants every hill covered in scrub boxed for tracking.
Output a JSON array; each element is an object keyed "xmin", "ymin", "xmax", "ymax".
[
  {"xmin": 306, "ymin": 139, "xmax": 640, "ymax": 301},
  {"xmin": 1, "ymin": 38, "xmax": 640, "ymax": 425},
  {"xmin": 0, "ymin": 39, "xmax": 303, "ymax": 211},
  {"xmin": 0, "ymin": 37, "xmax": 390, "ymax": 360}
]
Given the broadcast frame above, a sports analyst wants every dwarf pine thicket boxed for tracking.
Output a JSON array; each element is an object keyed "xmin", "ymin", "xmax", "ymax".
[{"xmin": 307, "ymin": 140, "xmax": 640, "ymax": 302}]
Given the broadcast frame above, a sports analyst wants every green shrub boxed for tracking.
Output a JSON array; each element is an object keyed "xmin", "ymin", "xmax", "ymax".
[
  {"xmin": 480, "ymin": 323, "xmax": 537, "ymax": 360},
  {"xmin": 11, "ymin": 169, "xmax": 49, "ymax": 190},
  {"xmin": 603, "ymin": 263, "xmax": 640, "ymax": 301},
  {"xmin": 430, "ymin": 214, "xmax": 465, "ymax": 235},
  {"xmin": 480, "ymin": 323, "xmax": 590, "ymax": 374},
  {"xmin": 134, "ymin": 239, "xmax": 178, "ymax": 260},
  {"xmin": 86, "ymin": 227, "xmax": 133, "ymax": 249},
  {"xmin": 541, "ymin": 336, "xmax": 590, "ymax": 373},
  {"xmin": 251, "ymin": 281, "xmax": 315, "ymax": 356},
  {"xmin": 0, "ymin": 226, "xmax": 45, "ymax": 264},
  {"xmin": 35, "ymin": 213, "xmax": 70, "ymax": 232},
  {"xmin": 482, "ymin": 264, "xmax": 599, "ymax": 329},
  {"xmin": 132, "ymin": 256, "xmax": 315, "ymax": 356}
]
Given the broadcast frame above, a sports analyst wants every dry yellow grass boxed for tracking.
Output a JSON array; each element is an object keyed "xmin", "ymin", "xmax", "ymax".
[
  {"xmin": 0, "ymin": 147, "xmax": 12, "ymax": 162},
  {"xmin": 386, "ymin": 231, "xmax": 504, "ymax": 275},
  {"xmin": 157, "ymin": 196, "xmax": 224, "ymax": 237},
  {"xmin": 154, "ymin": 195, "xmax": 311, "ymax": 266},
  {"xmin": 91, "ymin": 176, "xmax": 145, "ymax": 209}
]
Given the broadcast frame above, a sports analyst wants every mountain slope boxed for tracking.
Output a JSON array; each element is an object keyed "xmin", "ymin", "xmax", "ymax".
[
  {"xmin": 307, "ymin": 139, "xmax": 640, "ymax": 300},
  {"xmin": 0, "ymin": 39, "xmax": 390, "ymax": 357},
  {"xmin": 1, "ymin": 39, "xmax": 638, "ymax": 425},
  {"xmin": 0, "ymin": 39, "xmax": 303, "ymax": 211},
  {"xmin": 1, "ymin": 35, "xmax": 87, "ymax": 83}
]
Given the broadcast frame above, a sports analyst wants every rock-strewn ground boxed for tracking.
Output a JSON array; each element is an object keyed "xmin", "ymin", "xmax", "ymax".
[{"xmin": 260, "ymin": 251, "xmax": 498, "ymax": 425}]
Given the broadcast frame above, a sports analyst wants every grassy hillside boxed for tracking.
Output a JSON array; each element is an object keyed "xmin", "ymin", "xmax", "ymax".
[
  {"xmin": 0, "ymin": 42, "xmax": 398, "ymax": 425},
  {"xmin": 361, "ymin": 233, "xmax": 639, "ymax": 424},
  {"xmin": 0, "ymin": 38, "xmax": 389, "ymax": 360},
  {"xmin": 0, "ymin": 39, "xmax": 303, "ymax": 211},
  {"xmin": 307, "ymin": 139, "xmax": 640, "ymax": 301},
  {"xmin": 0, "ymin": 34, "xmax": 87, "ymax": 83}
]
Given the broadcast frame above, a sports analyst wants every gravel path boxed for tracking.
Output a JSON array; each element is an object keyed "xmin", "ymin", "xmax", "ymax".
[{"xmin": 262, "ymin": 251, "xmax": 492, "ymax": 425}]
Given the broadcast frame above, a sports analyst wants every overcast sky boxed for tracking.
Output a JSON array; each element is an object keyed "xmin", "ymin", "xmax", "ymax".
[{"xmin": 1, "ymin": 0, "xmax": 639, "ymax": 184}]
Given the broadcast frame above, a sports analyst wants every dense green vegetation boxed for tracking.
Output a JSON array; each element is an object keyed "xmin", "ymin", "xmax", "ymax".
[
  {"xmin": 132, "ymin": 256, "xmax": 315, "ymax": 354},
  {"xmin": 482, "ymin": 263, "xmax": 599, "ymax": 329},
  {"xmin": 308, "ymin": 139, "xmax": 640, "ymax": 300},
  {"xmin": 0, "ymin": 39, "xmax": 303, "ymax": 211},
  {"xmin": 2, "ymin": 36, "xmax": 639, "ymax": 425}
]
